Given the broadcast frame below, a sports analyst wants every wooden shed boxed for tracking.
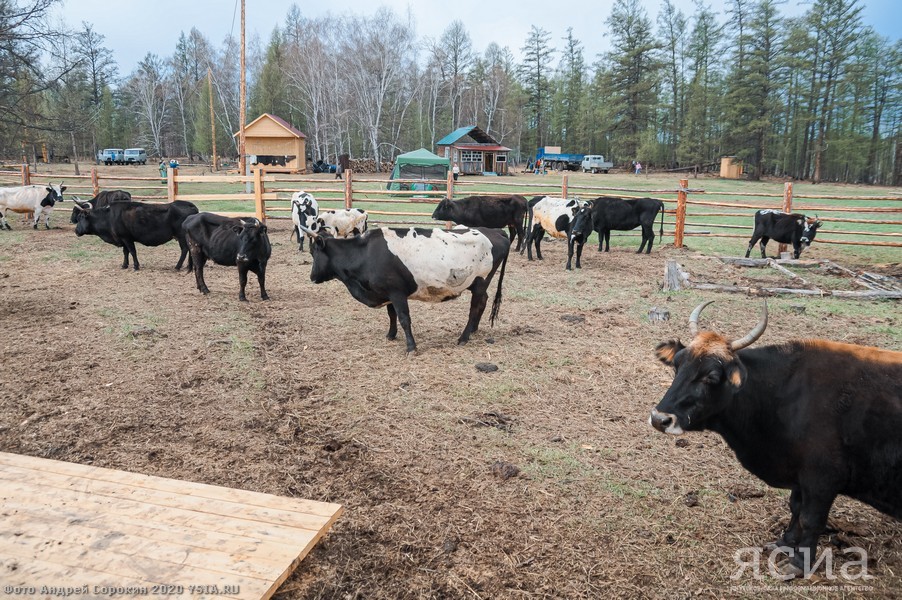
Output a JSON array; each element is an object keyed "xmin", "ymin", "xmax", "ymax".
[
  {"xmin": 720, "ymin": 156, "xmax": 743, "ymax": 179},
  {"xmin": 436, "ymin": 126, "xmax": 510, "ymax": 176},
  {"xmin": 234, "ymin": 113, "xmax": 307, "ymax": 173}
]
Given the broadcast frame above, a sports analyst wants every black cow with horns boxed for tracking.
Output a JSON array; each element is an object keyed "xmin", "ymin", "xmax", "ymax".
[
  {"xmin": 745, "ymin": 209, "xmax": 822, "ymax": 259},
  {"xmin": 300, "ymin": 223, "xmax": 510, "ymax": 353},
  {"xmin": 182, "ymin": 213, "xmax": 272, "ymax": 302},
  {"xmin": 70, "ymin": 190, "xmax": 132, "ymax": 224},
  {"xmin": 650, "ymin": 301, "xmax": 901, "ymax": 577},
  {"xmin": 73, "ymin": 200, "xmax": 198, "ymax": 270}
]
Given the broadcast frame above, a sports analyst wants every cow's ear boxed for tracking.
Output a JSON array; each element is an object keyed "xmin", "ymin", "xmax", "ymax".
[
  {"xmin": 46, "ymin": 186, "xmax": 53, "ymax": 193},
  {"xmin": 313, "ymin": 236, "xmax": 326, "ymax": 249},
  {"xmin": 61, "ymin": 186, "xmax": 67, "ymax": 192},
  {"xmin": 231, "ymin": 225, "xmax": 242, "ymax": 233},
  {"xmin": 725, "ymin": 361, "xmax": 747, "ymax": 390},
  {"xmin": 655, "ymin": 340, "xmax": 684, "ymax": 366},
  {"xmin": 259, "ymin": 225, "xmax": 267, "ymax": 233}
]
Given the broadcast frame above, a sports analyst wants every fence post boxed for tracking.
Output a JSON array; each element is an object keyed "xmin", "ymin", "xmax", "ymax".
[
  {"xmin": 254, "ymin": 167, "xmax": 265, "ymax": 221},
  {"xmin": 446, "ymin": 169, "xmax": 454, "ymax": 200},
  {"xmin": 778, "ymin": 181, "xmax": 793, "ymax": 255},
  {"xmin": 91, "ymin": 167, "xmax": 99, "ymax": 196},
  {"xmin": 674, "ymin": 178, "xmax": 688, "ymax": 248},
  {"xmin": 562, "ymin": 173, "xmax": 568, "ymax": 198},
  {"xmin": 344, "ymin": 169, "xmax": 353, "ymax": 209},
  {"xmin": 167, "ymin": 167, "xmax": 178, "ymax": 201},
  {"xmin": 21, "ymin": 163, "xmax": 30, "ymax": 185}
]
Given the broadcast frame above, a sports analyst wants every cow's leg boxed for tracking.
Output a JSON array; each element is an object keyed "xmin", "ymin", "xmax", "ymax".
[
  {"xmin": 641, "ymin": 224, "xmax": 655, "ymax": 253},
  {"xmin": 124, "ymin": 240, "xmax": 140, "ymax": 270},
  {"xmin": 767, "ymin": 487, "xmax": 804, "ymax": 552},
  {"xmin": 534, "ymin": 227, "xmax": 544, "ymax": 260},
  {"xmin": 513, "ymin": 220, "xmax": 525, "ymax": 253},
  {"xmin": 524, "ymin": 227, "xmax": 535, "ymax": 260},
  {"xmin": 194, "ymin": 254, "xmax": 209, "ymax": 294},
  {"xmin": 389, "ymin": 295, "xmax": 416, "ymax": 353},
  {"xmin": 386, "ymin": 304, "xmax": 398, "ymax": 340},
  {"xmin": 238, "ymin": 264, "xmax": 249, "ymax": 301},
  {"xmin": 43, "ymin": 211, "xmax": 51, "ymax": 229},
  {"xmin": 296, "ymin": 227, "xmax": 304, "ymax": 251},
  {"xmin": 255, "ymin": 262, "xmax": 269, "ymax": 300},
  {"xmin": 32, "ymin": 208, "xmax": 39, "ymax": 229},
  {"xmin": 597, "ymin": 231, "xmax": 604, "ymax": 252},
  {"xmin": 745, "ymin": 234, "xmax": 760, "ymax": 258},
  {"xmin": 783, "ymin": 487, "xmax": 836, "ymax": 578},
  {"xmin": 575, "ymin": 239, "xmax": 584, "ymax": 268},
  {"xmin": 121, "ymin": 246, "xmax": 130, "ymax": 269},
  {"xmin": 460, "ymin": 278, "xmax": 489, "ymax": 343},
  {"xmin": 759, "ymin": 236, "xmax": 769, "ymax": 258},
  {"xmin": 175, "ymin": 236, "xmax": 190, "ymax": 270}
]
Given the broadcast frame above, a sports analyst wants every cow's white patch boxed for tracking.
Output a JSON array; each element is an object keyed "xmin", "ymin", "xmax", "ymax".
[
  {"xmin": 319, "ymin": 209, "xmax": 368, "ymax": 238},
  {"xmin": 382, "ymin": 228, "xmax": 495, "ymax": 302},
  {"xmin": 758, "ymin": 209, "xmax": 787, "ymax": 215},
  {"xmin": 531, "ymin": 197, "xmax": 585, "ymax": 238}
]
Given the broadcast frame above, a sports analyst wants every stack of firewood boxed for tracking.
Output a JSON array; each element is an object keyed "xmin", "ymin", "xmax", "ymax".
[{"xmin": 348, "ymin": 158, "xmax": 394, "ymax": 173}]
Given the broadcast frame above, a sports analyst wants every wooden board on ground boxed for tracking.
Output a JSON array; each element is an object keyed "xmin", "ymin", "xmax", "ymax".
[{"xmin": 0, "ymin": 452, "xmax": 343, "ymax": 599}]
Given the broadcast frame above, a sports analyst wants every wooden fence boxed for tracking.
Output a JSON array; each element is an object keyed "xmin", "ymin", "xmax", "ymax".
[{"xmin": 2, "ymin": 163, "xmax": 899, "ymax": 251}]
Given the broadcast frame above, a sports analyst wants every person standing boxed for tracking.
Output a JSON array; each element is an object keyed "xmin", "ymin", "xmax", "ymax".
[
  {"xmin": 634, "ymin": 161, "xmax": 642, "ymax": 175},
  {"xmin": 452, "ymin": 164, "xmax": 460, "ymax": 181}
]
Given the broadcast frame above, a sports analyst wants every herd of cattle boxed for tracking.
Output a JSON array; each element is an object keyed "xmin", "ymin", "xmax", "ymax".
[{"xmin": 1, "ymin": 183, "xmax": 898, "ymax": 580}]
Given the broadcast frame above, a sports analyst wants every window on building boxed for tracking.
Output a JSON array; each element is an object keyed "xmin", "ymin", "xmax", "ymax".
[{"xmin": 461, "ymin": 150, "xmax": 483, "ymax": 162}]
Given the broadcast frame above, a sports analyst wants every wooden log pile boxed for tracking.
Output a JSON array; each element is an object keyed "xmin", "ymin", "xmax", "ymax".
[{"xmin": 349, "ymin": 158, "xmax": 394, "ymax": 173}]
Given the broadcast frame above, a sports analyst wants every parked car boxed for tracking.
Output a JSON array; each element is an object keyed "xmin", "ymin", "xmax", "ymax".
[
  {"xmin": 124, "ymin": 148, "xmax": 147, "ymax": 165},
  {"xmin": 311, "ymin": 159, "xmax": 336, "ymax": 174},
  {"xmin": 581, "ymin": 155, "xmax": 614, "ymax": 174},
  {"xmin": 97, "ymin": 148, "xmax": 124, "ymax": 165}
]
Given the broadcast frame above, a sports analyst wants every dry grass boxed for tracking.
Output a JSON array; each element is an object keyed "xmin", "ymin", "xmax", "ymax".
[{"xmin": 0, "ymin": 218, "xmax": 899, "ymax": 599}]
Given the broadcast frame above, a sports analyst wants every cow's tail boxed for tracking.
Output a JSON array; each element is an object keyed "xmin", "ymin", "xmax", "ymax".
[
  {"xmin": 659, "ymin": 201, "xmax": 665, "ymax": 237},
  {"xmin": 490, "ymin": 248, "xmax": 509, "ymax": 327},
  {"xmin": 520, "ymin": 197, "xmax": 537, "ymax": 255}
]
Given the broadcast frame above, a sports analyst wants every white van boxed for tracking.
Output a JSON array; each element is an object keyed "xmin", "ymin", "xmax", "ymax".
[
  {"xmin": 124, "ymin": 148, "xmax": 147, "ymax": 165},
  {"xmin": 581, "ymin": 155, "xmax": 613, "ymax": 174}
]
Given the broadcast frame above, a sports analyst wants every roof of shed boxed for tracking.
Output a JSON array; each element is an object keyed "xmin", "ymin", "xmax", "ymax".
[
  {"xmin": 234, "ymin": 113, "xmax": 307, "ymax": 138},
  {"xmin": 436, "ymin": 125, "xmax": 499, "ymax": 146}
]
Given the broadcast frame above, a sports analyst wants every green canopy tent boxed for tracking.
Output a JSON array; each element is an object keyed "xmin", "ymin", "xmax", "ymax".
[{"xmin": 387, "ymin": 148, "xmax": 450, "ymax": 191}]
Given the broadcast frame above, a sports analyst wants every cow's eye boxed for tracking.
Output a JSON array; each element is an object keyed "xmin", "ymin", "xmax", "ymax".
[{"xmin": 702, "ymin": 371, "xmax": 721, "ymax": 385}]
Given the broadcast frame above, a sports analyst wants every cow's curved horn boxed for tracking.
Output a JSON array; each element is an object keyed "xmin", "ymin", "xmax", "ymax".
[
  {"xmin": 688, "ymin": 300, "xmax": 714, "ymax": 338},
  {"xmin": 297, "ymin": 222, "xmax": 319, "ymax": 238},
  {"xmin": 729, "ymin": 301, "xmax": 768, "ymax": 352}
]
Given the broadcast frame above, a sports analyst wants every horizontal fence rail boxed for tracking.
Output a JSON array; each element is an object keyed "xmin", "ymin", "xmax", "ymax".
[{"xmin": 2, "ymin": 164, "xmax": 899, "ymax": 251}]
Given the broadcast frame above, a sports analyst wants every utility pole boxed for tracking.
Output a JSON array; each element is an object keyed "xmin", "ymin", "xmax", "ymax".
[
  {"xmin": 238, "ymin": 0, "xmax": 247, "ymax": 183},
  {"xmin": 208, "ymin": 67, "xmax": 218, "ymax": 172}
]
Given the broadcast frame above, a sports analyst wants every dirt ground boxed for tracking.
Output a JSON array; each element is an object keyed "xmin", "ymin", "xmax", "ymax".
[{"xmin": 0, "ymin": 215, "xmax": 900, "ymax": 599}]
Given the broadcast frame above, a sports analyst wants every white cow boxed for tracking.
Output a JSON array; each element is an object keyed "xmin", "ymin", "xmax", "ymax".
[
  {"xmin": 290, "ymin": 191, "xmax": 319, "ymax": 251},
  {"xmin": 317, "ymin": 208, "xmax": 368, "ymax": 238},
  {"xmin": 0, "ymin": 183, "xmax": 66, "ymax": 230}
]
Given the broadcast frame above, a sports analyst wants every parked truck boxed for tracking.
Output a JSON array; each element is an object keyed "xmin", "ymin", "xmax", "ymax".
[
  {"xmin": 536, "ymin": 146, "xmax": 584, "ymax": 171},
  {"xmin": 580, "ymin": 155, "xmax": 613, "ymax": 174}
]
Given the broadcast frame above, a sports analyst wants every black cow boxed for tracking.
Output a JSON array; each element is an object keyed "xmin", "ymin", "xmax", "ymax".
[
  {"xmin": 431, "ymin": 195, "xmax": 527, "ymax": 251},
  {"xmin": 182, "ymin": 213, "xmax": 271, "ymax": 302},
  {"xmin": 590, "ymin": 196, "xmax": 664, "ymax": 253},
  {"xmin": 70, "ymin": 190, "xmax": 132, "ymax": 223},
  {"xmin": 745, "ymin": 210, "xmax": 821, "ymax": 259},
  {"xmin": 73, "ymin": 200, "xmax": 198, "ymax": 270},
  {"xmin": 563, "ymin": 203, "xmax": 594, "ymax": 270},
  {"xmin": 651, "ymin": 301, "xmax": 902, "ymax": 577},
  {"xmin": 303, "ymin": 225, "xmax": 510, "ymax": 353}
]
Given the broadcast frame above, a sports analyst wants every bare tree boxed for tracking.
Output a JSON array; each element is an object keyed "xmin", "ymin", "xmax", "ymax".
[{"xmin": 124, "ymin": 53, "xmax": 171, "ymax": 156}]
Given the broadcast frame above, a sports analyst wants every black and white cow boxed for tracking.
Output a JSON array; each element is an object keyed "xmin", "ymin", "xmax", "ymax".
[
  {"xmin": 431, "ymin": 195, "xmax": 528, "ymax": 251},
  {"xmin": 182, "ymin": 214, "xmax": 272, "ymax": 302},
  {"xmin": 563, "ymin": 203, "xmax": 596, "ymax": 270},
  {"xmin": 70, "ymin": 190, "xmax": 132, "ymax": 224},
  {"xmin": 317, "ymin": 208, "xmax": 368, "ymax": 238},
  {"xmin": 745, "ymin": 209, "xmax": 822, "ymax": 259},
  {"xmin": 290, "ymin": 191, "xmax": 319, "ymax": 251},
  {"xmin": 73, "ymin": 200, "xmax": 198, "ymax": 270},
  {"xmin": 521, "ymin": 196, "xmax": 588, "ymax": 267},
  {"xmin": 0, "ymin": 183, "xmax": 66, "ymax": 230},
  {"xmin": 590, "ymin": 196, "xmax": 664, "ymax": 254},
  {"xmin": 302, "ymin": 225, "xmax": 510, "ymax": 353}
]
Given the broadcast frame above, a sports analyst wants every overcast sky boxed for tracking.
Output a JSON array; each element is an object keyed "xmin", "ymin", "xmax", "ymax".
[{"xmin": 55, "ymin": 0, "xmax": 899, "ymax": 76}]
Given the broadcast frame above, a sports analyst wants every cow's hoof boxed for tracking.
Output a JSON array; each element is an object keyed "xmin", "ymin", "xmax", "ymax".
[
  {"xmin": 776, "ymin": 560, "xmax": 804, "ymax": 580},
  {"xmin": 121, "ymin": 264, "xmax": 129, "ymax": 269},
  {"xmin": 261, "ymin": 294, "xmax": 270, "ymax": 301},
  {"xmin": 457, "ymin": 337, "xmax": 470, "ymax": 345},
  {"xmin": 238, "ymin": 296, "xmax": 248, "ymax": 302},
  {"xmin": 132, "ymin": 266, "xmax": 140, "ymax": 271},
  {"xmin": 566, "ymin": 265, "xmax": 572, "ymax": 271}
]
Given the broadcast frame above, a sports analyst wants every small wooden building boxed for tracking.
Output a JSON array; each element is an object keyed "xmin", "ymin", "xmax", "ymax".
[
  {"xmin": 436, "ymin": 126, "xmax": 510, "ymax": 175},
  {"xmin": 234, "ymin": 113, "xmax": 307, "ymax": 173},
  {"xmin": 720, "ymin": 156, "xmax": 743, "ymax": 179}
]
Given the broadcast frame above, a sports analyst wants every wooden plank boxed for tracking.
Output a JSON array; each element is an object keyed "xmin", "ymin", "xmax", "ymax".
[
  {"xmin": 0, "ymin": 453, "xmax": 340, "ymax": 516},
  {"xmin": 0, "ymin": 453, "xmax": 342, "ymax": 599},
  {"xmin": 0, "ymin": 467, "xmax": 335, "ymax": 532}
]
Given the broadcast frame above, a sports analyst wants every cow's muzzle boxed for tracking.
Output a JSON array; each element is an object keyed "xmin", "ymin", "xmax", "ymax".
[
  {"xmin": 649, "ymin": 409, "xmax": 684, "ymax": 435},
  {"xmin": 236, "ymin": 254, "xmax": 249, "ymax": 263}
]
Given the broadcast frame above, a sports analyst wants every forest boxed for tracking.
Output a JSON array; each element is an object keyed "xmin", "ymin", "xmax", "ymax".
[{"xmin": 0, "ymin": 0, "xmax": 899, "ymax": 184}]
